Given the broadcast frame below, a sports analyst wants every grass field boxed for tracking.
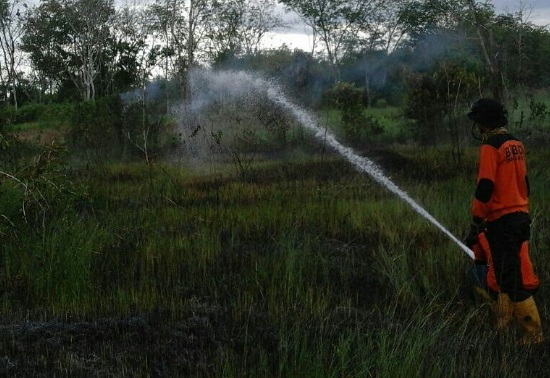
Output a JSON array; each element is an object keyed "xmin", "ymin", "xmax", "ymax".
[
  {"xmin": 1, "ymin": 133, "xmax": 549, "ymax": 376},
  {"xmin": 1, "ymin": 79, "xmax": 549, "ymax": 374}
]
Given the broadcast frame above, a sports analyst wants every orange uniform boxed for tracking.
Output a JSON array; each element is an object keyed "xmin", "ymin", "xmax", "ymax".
[
  {"xmin": 467, "ymin": 98, "xmax": 543, "ymax": 343},
  {"xmin": 471, "ymin": 132, "xmax": 529, "ymax": 224},
  {"xmin": 472, "ymin": 231, "xmax": 539, "ymax": 294},
  {"xmin": 469, "ymin": 129, "xmax": 538, "ymax": 301}
]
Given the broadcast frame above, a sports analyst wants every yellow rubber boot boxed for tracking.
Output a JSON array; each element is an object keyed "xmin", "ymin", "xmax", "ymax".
[
  {"xmin": 473, "ymin": 286, "xmax": 493, "ymax": 304},
  {"xmin": 492, "ymin": 293, "xmax": 513, "ymax": 331},
  {"xmin": 513, "ymin": 296, "xmax": 544, "ymax": 345}
]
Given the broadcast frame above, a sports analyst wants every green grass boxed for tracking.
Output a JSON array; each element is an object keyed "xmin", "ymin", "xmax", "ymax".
[
  {"xmin": 4, "ymin": 121, "xmax": 41, "ymax": 132},
  {"xmin": 0, "ymin": 145, "xmax": 549, "ymax": 375},
  {"xmin": 318, "ymin": 106, "xmax": 410, "ymax": 144}
]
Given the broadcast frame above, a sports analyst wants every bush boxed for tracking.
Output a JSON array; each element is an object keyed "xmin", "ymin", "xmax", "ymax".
[
  {"xmin": 0, "ymin": 103, "xmax": 76, "ymax": 130},
  {"xmin": 120, "ymin": 99, "xmax": 168, "ymax": 162},
  {"xmin": 68, "ymin": 96, "xmax": 124, "ymax": 160},
  {"xmin": 39, "ymin": 103, "xmax": 76, "ymax": 127},
  {"xmin": 0, "ymin": 105, "xmax": 16, "ymax": 128},
  {"xmin": 0, "ymin": 141, "xmax": 93, "ymax": 306},
  {"xmin": 14, "ymin": 104, "xmax": 44, "ymax": 123},
  {"xmin": 324, "ymin": 82, "xmax": 384, "ymax": 144}
]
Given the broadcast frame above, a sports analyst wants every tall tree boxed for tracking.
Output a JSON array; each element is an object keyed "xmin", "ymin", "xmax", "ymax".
[
  {"xmin": 0, "ymin": 0, "xmax": 26, "ymax": 108},
  {"xmin": 23, "ymin": 0, "xmax": 116, "ymax": 101},
  {"xmin": 463, "ymin": 0, "xmax": 505, "ymax": 102},
  {"xmin": 208, "ymin": 0, "xmax": 283, "ymax": 60},
  {"xmin": 490, "ymin": 9, "xmax": 550, "ymax": 89},
  {"xmin": 107, "ymin": 5, "xmax": 158, "ymax": 94},
  {"xmin": 64, "ymin": 0, "xmax": 115, "ymax": 100},
  {"xmin": 148, "ymin": 0, "xmax": 213, "ymax": 98},
  {"xmin": 396, "ymin": 0, "xmax": 507, "ymax": 100},
  {"xmin": 348, "ymin": 0, "xmax": 404, "ymax": 107},
  {"xmin": 397, "ymin": 0, "xmax": 462, "ymax": 45},
  {"xmin": 280, "ymin": 0, "xmax": 374, "ymax": 77},
  {"xmin": 22, "ymin": 0, "xmax": 68, "ymax": 99}
]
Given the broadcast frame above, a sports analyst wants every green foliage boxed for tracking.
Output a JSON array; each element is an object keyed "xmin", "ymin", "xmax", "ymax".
[
  {"xmin": 22, "ymin": 0, "xmax": 143, "ymax": 101},
  {"xmin": 120, "ymin": 100, "xmax": 164, "ymax": 161},
  {"xmin": 12, "ymin": 104, "xmax": 42, "ymax": 124},
  {"xmin": 252, "ymin": 99, "xmax": 295, "ymax": 150},
  {"xmin": 68, "ymin": 95, "xmax": 124, "ymax": 160},
  {"xmin": 0, "ymin": 103, "xmax": 75, "ymax": 129},
  {"xmin": 0, "ymin": 141, "xmax": 92, "ymax": 306},
  {"xmin": 324, "ymin": 82, "xmax": 383, "ymax": 144},
  {"xmin": 398, "ymin": 0, "xmax": 464, "ymax": 47},
  {"xmin": 404, "ymin": 72, "xmax": 443, "ymax": 146},
  {"xmin": 11, "ymin": 0, "xmax": 550, "ymax": 106},
  {"xmin": 492, "ymin": 14, "xmax": 550, "ymax": 88},
  {"xmin": 404, "ymin": 61, "xmax": 480, "ymax": 151},
  {"xmin": 0, "ymin": 128, "xmax": 38, "ymax": 171},
  {"xmin": 0, "ymin": 105, "xmax": 16, "ymax": 128},
  {"xmin": 3, "ymin": 143, "xmax": 89, "ymax": 232},
  {"xmin": 528, "ymin": 97, "xmax": 549, "ymax": 123},
  {"xmin": 0, "ymin": 145, "xmax": 549, "ymax": 374}
]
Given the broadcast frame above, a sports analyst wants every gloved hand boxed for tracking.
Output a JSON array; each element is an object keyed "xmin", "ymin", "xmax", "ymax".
[{"xmin": 464, "ymin": 223, "xmax": 482, "ymax": 248}]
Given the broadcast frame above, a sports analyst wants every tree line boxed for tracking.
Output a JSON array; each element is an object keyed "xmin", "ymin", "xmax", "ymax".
[{"xmin": 0, "ymin": 0, "xmax": 549, "ymax": 112}]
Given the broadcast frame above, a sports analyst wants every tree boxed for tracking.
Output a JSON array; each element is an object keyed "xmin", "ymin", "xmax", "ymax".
[
  {"xmin": 280, "ymin": 0, "xmax": 375, "ymax": 78},
  {"xmin": 107, "ymin": 5, "xmax": 158, "ymax": 95},
  {"xmin": 148, "ymin": 0, "xmax": 181, "ymax": 85},
  {"xmin": 489, "ymin": 10, "xmax": 550, "ymax": 90},
  {"xmin": 0, "ymin": 0, "xmax": 26, "ymax": 109},
  {"xmin": 433, "ymin": 61, "xmax": 479, "ymax": 162},
  {"xmin": 63, "ymin": 0, "xmax": 116, "ymax": 100},
  {"xmin": 397, "ymin": 0, "xmax": 508, "ymax": 101},
  {"xmin": 23, "ymin": 0, "xmax": 116, "ymax": 101},
  {"xmin": 208, "ymin": 0, "xmax": 284, "ymax": 61},
  {"xmin": 22, "ymin": 0, "xmax": 69, "ymax": 100},
  {"xmin": 148, "ymin": 0, "xmax": 213, "ymax": 98},
  {"xmin": 403, "ymin": 71, "xmax": 444, "ymax": 146},
  {"xmin": 324, "ymin": 81, "xmax": 384, "ymax": 143},
  {"xmin": 347, "ymin": 0, "xmax": 405, "ymax": 107},
  {"xmin": 463, "ymin": 0, "xmax": 505, "ymax": 102},
  {"xmin": 403, "ymin": 59, "xmax": 480, "ymax": 154},
  {"xmin": 397, "ymin": 0, "xmax": 462, "ymax": 45}
]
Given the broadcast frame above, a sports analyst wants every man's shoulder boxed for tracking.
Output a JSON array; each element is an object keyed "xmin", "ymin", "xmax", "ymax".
[{"xmin": 483, "ymin": 133, "xmax": 521, "ymax": 149}]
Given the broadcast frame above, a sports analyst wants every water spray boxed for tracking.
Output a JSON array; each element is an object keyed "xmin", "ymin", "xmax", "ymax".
[
  {"xmin": 268, "ymin": 88, "xmax": 474, "ymax": 259},
  {"xmin": 188, "ymin": 69, "xmax": 475, "ymax": 260}
]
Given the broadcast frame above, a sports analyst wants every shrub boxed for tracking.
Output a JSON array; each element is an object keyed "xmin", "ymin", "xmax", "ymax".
[
  {"xmin": 68, "ymin": 96, "xmax": 124, "ymax": 161},
  {"xmin": 0, "ymin": 105, "xmax": 16, "ymax": 128},
  {"xmin": 324, "ymin": 82, "xmax": 384, "ymax": 144},
  {"xmin": 0, "ymin": 103, "xmax": 75, "ymax": 126},
  {"xmin": 14, "ymin": 104, "xmax": 44, "ymax": 123}
]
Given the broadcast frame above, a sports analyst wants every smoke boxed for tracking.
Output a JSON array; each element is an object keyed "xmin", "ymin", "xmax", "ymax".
[
  {"xmin": 119, "ymin": 81, "xmax": 165, "ymax": 105},
  {"xmin": 176, "ymin": 68, "xmax": 474, "ymax": 259},
  {"xmin": 172, "ymin": 69, "xmax": 282, "ymax": 165},
  {"xmin": 187, "ymin": 69, "xmax": 266, "ymax": 114},
  {"xmin": 176, "ymin": 69, "xmax": 329, "ymax": 165}
]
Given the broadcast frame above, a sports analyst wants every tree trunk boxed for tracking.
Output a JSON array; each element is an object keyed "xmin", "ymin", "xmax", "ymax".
[{"xmin": 467, "ymin": 0, "xmax": 505, "ymax": 102}]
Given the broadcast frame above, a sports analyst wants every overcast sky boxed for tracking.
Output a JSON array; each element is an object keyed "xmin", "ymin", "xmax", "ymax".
[
  {"xmin": 495, "ymin": 0, "xmax": 550, "ymax": 25},
  {"xmin": 265, "ymin": 0, "xmax": 550, "ymax": 51}
]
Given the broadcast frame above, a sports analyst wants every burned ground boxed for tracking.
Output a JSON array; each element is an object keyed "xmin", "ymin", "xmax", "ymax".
[{"xmin": 0, "ymin": 307, "xmax": 228, "ymax": 377}]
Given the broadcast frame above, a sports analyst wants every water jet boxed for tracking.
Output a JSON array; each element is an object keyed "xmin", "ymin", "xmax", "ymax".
[{"xmin": 187, "ymin": 69, "xmax": 475, "ymax": 259}]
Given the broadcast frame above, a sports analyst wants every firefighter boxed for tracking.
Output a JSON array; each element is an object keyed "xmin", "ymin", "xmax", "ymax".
[{"xmin": 465, "ymin": 98, "xmax": 543, "ymax": 345}]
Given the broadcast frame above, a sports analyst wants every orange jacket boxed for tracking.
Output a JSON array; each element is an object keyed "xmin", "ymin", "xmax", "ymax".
[
  {"xmin": 471, "ymin": 133, "xmax": 529, "ymax": 224},
  {"xmin": 472, "ymin": 232, "xmax": 539, "ymax": 292}
]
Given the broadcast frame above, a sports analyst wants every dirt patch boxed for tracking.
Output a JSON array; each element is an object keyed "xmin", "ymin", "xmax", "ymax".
[{"xmin": 15, "ymin": 128, "xmax": 66, "ymax": 146}]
